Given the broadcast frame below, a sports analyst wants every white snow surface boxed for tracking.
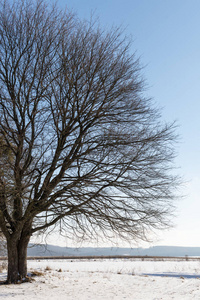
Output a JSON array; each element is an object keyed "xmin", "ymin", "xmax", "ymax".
[{"xmin": 1, "ymin": 258, "xmax": 200, "ymax": 299}]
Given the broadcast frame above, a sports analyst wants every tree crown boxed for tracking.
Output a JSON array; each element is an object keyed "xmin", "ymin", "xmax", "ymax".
[{"xmin": 0, "ymin": 0, "xmax": 178, "ymax": 243}]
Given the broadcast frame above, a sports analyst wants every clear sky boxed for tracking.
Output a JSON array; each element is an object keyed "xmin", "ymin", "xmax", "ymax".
[{"xmin": 43, "ymin": 0, "xmax": 200, "ymax": 248}]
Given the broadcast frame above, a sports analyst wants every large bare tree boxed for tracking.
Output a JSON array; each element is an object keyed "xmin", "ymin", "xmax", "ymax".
[{"xmin": 0, "ymin": 0, "xmax": 178, "ymax": 283}]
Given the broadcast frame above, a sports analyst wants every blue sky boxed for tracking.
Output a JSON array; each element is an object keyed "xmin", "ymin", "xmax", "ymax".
[{"xmin": 45, "ymin": 0, "xmax": 200, "ymax": 247}]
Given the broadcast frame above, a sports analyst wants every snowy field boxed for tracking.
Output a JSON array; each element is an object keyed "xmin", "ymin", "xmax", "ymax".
[{"xmin": 1, "ymin": 258, "xmax": 200, "ymax": 299}]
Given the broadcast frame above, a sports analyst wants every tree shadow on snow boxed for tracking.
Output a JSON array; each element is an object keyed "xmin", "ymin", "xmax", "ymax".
[{"xmin": 142, "ymin": 273, "xmax": 200, "ymax": 279}]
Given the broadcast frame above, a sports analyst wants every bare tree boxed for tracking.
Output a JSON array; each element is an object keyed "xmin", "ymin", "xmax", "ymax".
[{"xmin": 0, "ymin": 0, "xmax": 178, "ymax": 283}]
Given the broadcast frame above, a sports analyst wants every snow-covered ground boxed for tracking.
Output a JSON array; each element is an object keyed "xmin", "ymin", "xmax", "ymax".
[{"xmin": 1, "ymin": 258, "xmax": 200, "ymax": 299}]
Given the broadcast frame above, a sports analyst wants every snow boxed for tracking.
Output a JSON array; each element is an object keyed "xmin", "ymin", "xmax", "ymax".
[{"xmin": 1, "ymin": 258, "xmax": 200, "ymax": 299}]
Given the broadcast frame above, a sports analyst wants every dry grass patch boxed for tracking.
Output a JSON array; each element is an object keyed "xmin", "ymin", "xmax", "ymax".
[
  {"xmin": 31, "ymin": 270, "xmax": 44, "ymax": 277},
  {"xmin": 45, "ymin": 266, "xmax": 52, "ymax": 271}
]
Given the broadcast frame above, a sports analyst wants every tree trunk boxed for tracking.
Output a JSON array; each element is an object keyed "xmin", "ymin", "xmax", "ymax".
[
  {"xmin": 18, "ymin": 235, "xmax": 30, "ymax": 279},
  {"xmin": 7, "ymin": 239, "xmax": 19, "ymax": 284},
  {"xmin": 6, "ymin": 234, "xmax": 31, "ymax": 283}
]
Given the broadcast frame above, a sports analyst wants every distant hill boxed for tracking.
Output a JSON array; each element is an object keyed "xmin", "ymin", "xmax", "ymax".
[
  {"xmin": 1, "ymin": 242, "xmax": 200, "ymax": 257},
  {"xmin": 27, "ymin": 244, "xmax": 200, "ymax": 257}
]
